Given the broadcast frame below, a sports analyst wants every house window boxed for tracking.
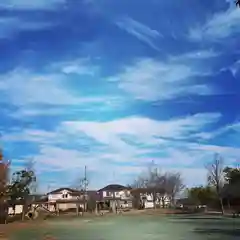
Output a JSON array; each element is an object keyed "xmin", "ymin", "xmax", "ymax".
[
  {"xmin": 62, "ymin": 194, "xmax": 68, "ymax": 199},
  {"xmin": 106, "ymin": 191, "xmax": 111, "ymax": 197}
]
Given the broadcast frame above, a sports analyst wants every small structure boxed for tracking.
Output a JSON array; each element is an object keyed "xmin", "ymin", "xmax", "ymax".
[{"xmin": 175, "ymin": 198, "xmax": 197, "ymax": 209}]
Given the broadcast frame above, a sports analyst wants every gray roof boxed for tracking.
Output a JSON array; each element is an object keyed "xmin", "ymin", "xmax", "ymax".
[
  {"xmin": 98, "ymin": 184, "xmax": 129, "ymax": 192},
  {"xmin": 47, "ymin": 187, "xmax": 81, "ymax": 195}
]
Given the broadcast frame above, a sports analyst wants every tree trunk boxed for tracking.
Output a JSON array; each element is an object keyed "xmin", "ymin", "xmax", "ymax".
[
  {"xmin": 0, "ymin": 202, "xmax": 7, "ymax": 224},
  {"xmin": 161, "ymin": 197, "xmax": 165, "ymax": 208},
  {"xmin": 171, "ymin": 195, "xmax": 175, "ymax": 207},
  {"xmin": 22, "ymin": 203, "xmax": 27, "ymax": 221},
  {"xmin": 219, "ymin": 197, "xmax": 224, "ymax": 215},
  {"xmin": 153, "ymin": 191, "xmax": 156, "ymax": 209},
  {"xmin": 227, "ymin": 199, "xmax": 231, "ymax": 211},
  {"xmin": 76, "ymin": 203, "xmax": 79, "ymax": 216},
  {"xmin": 95, "ymin": 202, "xmax": 98, "ymax": 215}
]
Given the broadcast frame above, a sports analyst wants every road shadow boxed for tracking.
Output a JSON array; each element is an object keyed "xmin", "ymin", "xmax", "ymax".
[
  {"xmin": 194, "ymin": 228, "xmax": 240, "ymax": 237},
  {"xmin": 171, "ymin": 215, "xmax": 235, "ymax": 225},
  {"xmin": 173, "ymin": 216, "xmax": 224, "ymax": 220}
]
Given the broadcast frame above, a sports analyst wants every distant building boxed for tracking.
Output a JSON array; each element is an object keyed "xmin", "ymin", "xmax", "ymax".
[
  {"xmin": 97, "ymin": 184, "xmax": 132, "ymax": 210},
  {"xmin": 46, "ymin": 187, "xmax": 99, "ymax": 212},
  {"xmin": 131, "ymin": 188, "xmax": 171, "ymax": 208},
  {"xmin": 47, "ymin": 188, "xmax": 82, "ymax": 202}
]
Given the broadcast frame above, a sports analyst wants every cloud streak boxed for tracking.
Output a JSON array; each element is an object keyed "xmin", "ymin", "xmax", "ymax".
[
  {"xmin": 0, "ymin": 68, "xmax": 121, "ymax": 107},
  {"xmin": 0, "ymin": 0, "xmax": 66, "ymax": 10},
  {"xmin": 62, "ymin": 113, "xmax": 221, "ymax": 144},
  {"xmin": 189, "ymin": 8, "xmax": 240, "ymax": 41},
  {"xmin": 109, "ymin": 57, "xmax": 213, "ymax": 101},
  {"xmin": 0, "ymin": 17, "xmax": 56, "ymax": 39},
  {"xmin": 4, "ymin": 111, "xmax": 240, "ymax": 189},
  {"xmin": 116, "ymin": 17, "xmax": 161, "ymax": 51}
]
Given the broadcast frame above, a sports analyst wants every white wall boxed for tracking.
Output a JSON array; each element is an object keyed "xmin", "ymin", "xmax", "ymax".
[
  {"xmin": 102, "ymin": 190, "xmax": 130, "ymax": 199},
  {"xmin": 145, "ymin": 202, "xmax": 154, "ymax": 209},
  {"xmin": 48, "ymin": 189, "xmax": 77, "ymax": 202},
  {"xmin": 140, "ymin": 193, "xmax": 171, "ymax": 208},
  {"xmin": 8, "ymin": 205, "xmax": 23, "ymax": 215}
]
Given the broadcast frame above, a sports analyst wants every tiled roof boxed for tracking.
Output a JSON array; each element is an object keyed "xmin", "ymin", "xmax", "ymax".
[{"xmin": 98, "ymin": 184, "xmax": 129, "ymax": 192}]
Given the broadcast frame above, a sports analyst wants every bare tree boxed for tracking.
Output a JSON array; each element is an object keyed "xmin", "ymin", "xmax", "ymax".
[
  {"xmin": 24, "ymin": 159, "xmax": 37, "ymax": 194},
  {"xmin": 130, "ymin": 163, "xmax": 184, "ymax": 209},
  {"xmin": 164, "ymin": 172, "xmax": 185, "ymax": 206},
  {"xmin": 0, "ymin": 148, "xmax": 10, "ymax": 224},
  {"xmin": 236, "ymin": 0, "xmax": 240, "ymax": 8},
  {"xmin": 206, "ymin": 154, "xmax": 225, "ymax": 214},
  {"xmin": 145, "ymin": 167, "xmax": 167, "ymax": 208},
  {"xmin": 130, "ymin": 174, "xmax": 148, "ymax": 188}
]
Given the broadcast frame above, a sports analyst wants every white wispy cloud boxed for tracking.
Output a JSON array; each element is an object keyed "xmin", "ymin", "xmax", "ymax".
[
  {"xmin": 62, "ymin": 113, "xmax": 221, "ymax": 145},
  {"xmin": 59, "ymin": 113, "xmax": 222, "ymax": 170},
  {"xmin": 49, "ymin": 58, "xmax": 99, "ymax": 76},
  {"xmin": 3, "ymin": 129, "xmax": 60, "ymax": 144},
  {"xmin": 0, "ymin": 69, "xmax": 80, "ymax": 105},
  {"xmin": 169, "ymin": 49, "xmax": 220, "ymax": 61},
  {"xmin": 116, "ymin": 17, "xmax": 161, "ymax": 51},
  {"xmin": 229, "ymin": 60, "xmax": 240, "ymax": 77},
  {"xmin": 0, "ymin": 68, "xmax": 117, "ymax": 106},
  {"xmin": 188, "ymin": 143, "xmax": 240, "ymax": 166},
  {"xmin": 108, "ymin": 58, "xmax": 213, "ymax": 101},
  {"xmin": 220, "ymin": 59, "xmax": 240, "ymax": 78},
  {"xmin": 189, "ymin": 8, "xmax": 240, "ymax": 41},
  {"xmin": 5, "ymin": 111, "xmax": 240, "ymax": 189},
  {"xmin": 0, "ymin": 17, "xmax": 55, "ymax": 39},
  {"xmin": 194, "ymin": 121, "xmax": 240, "ymax": 140},
  {"xmin": 9, "ymin": 107, "xmax": 66, "ymax": 118},
  {"xmin": 0, "ymin": 0, "xmax": 66, "ymax": 10}
]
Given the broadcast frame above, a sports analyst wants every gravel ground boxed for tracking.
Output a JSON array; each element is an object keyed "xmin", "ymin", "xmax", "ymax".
[{"xmin": 1, "ymin": 211, "xmax": 240, "ymax": 240}]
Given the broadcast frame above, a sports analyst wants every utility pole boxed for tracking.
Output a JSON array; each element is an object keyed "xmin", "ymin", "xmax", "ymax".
[{"xmin": 83, "ymin": 166, "xmax": 87, "ymax": 213}]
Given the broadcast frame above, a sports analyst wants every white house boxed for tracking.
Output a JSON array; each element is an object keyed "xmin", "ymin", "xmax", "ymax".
[
  {"xmin": 47, "ymin": 188, "xmax": 81, "ymax": 202},
  {"xmin": 131, "ymin": 188, "xmax": 171, "ymax": 209},
  {"xmin": 98, "ymin": 184, "xmax": 132, "ymax": 209},
  {"xmin": 140, "ymin": 192, "xmax": 171, "ymax": 208},
  {"xmin": 47, "ymin": 188, "xmax": 84, "ymax": 211}
]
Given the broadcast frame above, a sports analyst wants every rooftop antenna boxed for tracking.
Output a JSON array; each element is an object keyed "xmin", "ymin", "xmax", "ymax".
[
  {"xmin": 83, "ymin": 165, "xmax": 88, "ymax": 212},
  {"xmin": 112, "ymin": 171, "xmax": 116, "ymax": 183},
  {"xmin": 84, "ymin": 166, "xmax": 87, "ymax": 192}
]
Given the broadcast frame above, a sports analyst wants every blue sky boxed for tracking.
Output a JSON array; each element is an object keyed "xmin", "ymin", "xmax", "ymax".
[{"xmin": 0, "ymin": 0, "xmax": 240, "ymax": 192}]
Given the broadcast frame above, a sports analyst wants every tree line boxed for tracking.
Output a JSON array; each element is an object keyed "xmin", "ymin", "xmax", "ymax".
[
  {"xmin": 129, "ymin": 155, "xmax": 240, "ymax": 214},
  {"xmin": 129, "ymin": 163, "xmax": 185, "ymax": 208},
  {"xmin": 188, "ymin": 154, "xmax": 240, "ymax": 214},
  {"xmin": 0, "ymin": 151, "xmax": 37, "ymax": 223},
  {"xmin": 0, "ymin": 150, "xmax": 37, "ymax": 210}
]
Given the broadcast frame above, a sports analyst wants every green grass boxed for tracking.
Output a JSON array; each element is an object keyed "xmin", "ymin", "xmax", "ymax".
[{"xmin": 9, "ymin": 214, "xmax": 240, "ymax": 240}]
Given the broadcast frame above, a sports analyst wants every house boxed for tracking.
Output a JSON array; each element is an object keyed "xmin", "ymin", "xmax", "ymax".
[
  {"xmin": 46, "ymin": 187, "xmax": 84, "ymax": 211},
  {"xmin": 97, "ymin": 184, "xmax": 132, "ymax": 210},
  {"xmin": 131, "ymin": 188, "xmax": 171, "ymax": 209},
  {"xmin": 46, "ymin": 188, "xmax": 100, "ymax": 212},
  {"xmin": 47, "ymin": 188, "xmax": 82, "ymax": 202}
]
